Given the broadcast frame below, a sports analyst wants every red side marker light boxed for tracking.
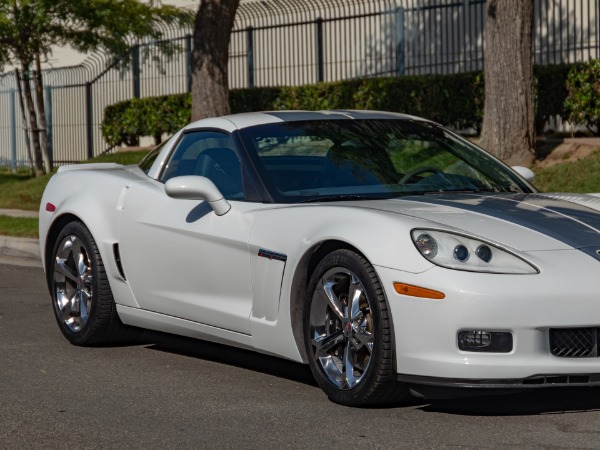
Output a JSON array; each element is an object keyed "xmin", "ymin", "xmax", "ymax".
[{"xmin": 46, "ymin": 202, "xmax": 56, "ymax": 212}]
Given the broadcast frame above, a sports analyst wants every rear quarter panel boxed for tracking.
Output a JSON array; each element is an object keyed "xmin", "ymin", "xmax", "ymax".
[{"xmin": 39, "ymin": 165, "xmax": 147, "ymax": 308}]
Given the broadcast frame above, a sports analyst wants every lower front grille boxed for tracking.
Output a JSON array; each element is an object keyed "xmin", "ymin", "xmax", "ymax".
[
  {"xmin": 522, "ymin": 374, "xmax": 593, "ymax": 385},
  {"xmin": 550, "ymin": 327, "xmax": 598, "ymax": 357}
]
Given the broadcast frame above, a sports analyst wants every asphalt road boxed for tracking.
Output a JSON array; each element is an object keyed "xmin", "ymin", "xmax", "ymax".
[{"xmin": 2, "ymin": 263, "xmax": 600, "ymax": 449}]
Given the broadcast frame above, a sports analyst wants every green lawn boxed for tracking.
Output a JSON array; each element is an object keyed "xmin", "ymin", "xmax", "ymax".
[
  {"xmin": 533, "ymin": 151, "xmax": 600, "ymax": 193},
  {"xmin": 2, "ymin": 147, "xmax": 600, "ymax": 238},
  {"xmin": 0, "ymin": 150, "xmax": 150, "ymax": 211},
  {"xmin": 0, "ymin": 216, "xmax": 39, "ymax": 238},
  {"xmin": 0, "ymin": 150, "xmax": 149, "ymax": 238},
  {"xmin": 0, "ymin": 170, "xmax": 53, "ymax": 211}
]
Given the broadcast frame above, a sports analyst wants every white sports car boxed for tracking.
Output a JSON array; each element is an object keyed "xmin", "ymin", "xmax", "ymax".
[{"xmin": 40, "ymin": 110, "xmax": 600, "ymax": 406}]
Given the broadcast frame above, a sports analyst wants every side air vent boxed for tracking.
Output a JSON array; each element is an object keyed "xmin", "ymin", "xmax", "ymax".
[{"xmin": 113, "ymin": 243, "xmax": 126, "ymax": 280}]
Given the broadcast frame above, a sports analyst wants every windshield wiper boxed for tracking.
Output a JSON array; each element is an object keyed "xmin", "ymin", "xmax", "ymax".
[
  {"xmin": 407, "ymin": 188, "xmax": 499, "ymax": 196},
  {"xmin": 297, "ymin": 194, "xmax": 393, "ymax": 203}
]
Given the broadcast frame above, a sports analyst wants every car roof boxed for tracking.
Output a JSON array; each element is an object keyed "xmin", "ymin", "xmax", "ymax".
[{"xmin": 183, "ymin": 110, "xmax": 428, "ymax": 133}]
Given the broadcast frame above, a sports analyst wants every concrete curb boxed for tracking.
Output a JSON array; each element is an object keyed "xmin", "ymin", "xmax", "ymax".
[
  {"xmin": 0, "ymin": 209, "xmax": 39, "ymax": 218},
  {"xmin": 0, "ymin": 210, "xmax": 41, "ymax": 267},
  {"xmin": 0, "ymin": 236, "xmax": 41, "ymax": 267}
]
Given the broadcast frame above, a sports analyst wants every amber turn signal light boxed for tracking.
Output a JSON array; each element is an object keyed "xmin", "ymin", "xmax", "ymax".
[{"xmin": 393, "ymin": 282, "xmax": 445, "ymax": 300}]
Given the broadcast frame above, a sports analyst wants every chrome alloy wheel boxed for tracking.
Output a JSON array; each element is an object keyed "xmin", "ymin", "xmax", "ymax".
[
  {"xmin": 53, "ymin": 235, "xmax": 93, "ymax": 333},
  {"xmin": 309, "ymin": 267, "xmax": 374, "ymax": 390}
]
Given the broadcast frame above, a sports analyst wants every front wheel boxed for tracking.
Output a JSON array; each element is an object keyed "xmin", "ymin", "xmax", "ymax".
[
  {"xmin": 50, "ymin": 221, "xmax": 139, "ymax": 346},
  {"xmin": 304, "ymin": 249, "xmax": 410, "ymax": 406}
]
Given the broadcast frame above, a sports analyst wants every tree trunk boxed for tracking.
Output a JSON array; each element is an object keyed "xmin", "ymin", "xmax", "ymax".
[
  {"xmin": 20, "ymin": 64, "xmax": 44, "ymax": 176},
  {"xmin": 15, "ymin": 69, "xmax": 35, "ymax": 177},
  {"xmin": 479, "ymin": 0, "xmax": 535, "ymax": 166},
  {"xmin": 35, "ymin": 53, "xmax": 52, "ymax": 173},
  {"xmin": 191, "ymin": 0, "xmax": 240, "ymax": 121}
]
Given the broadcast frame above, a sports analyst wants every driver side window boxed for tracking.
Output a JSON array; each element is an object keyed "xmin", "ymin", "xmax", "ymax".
[{"xmin": 160, "ymin": 131, "xmax": 244, "ymax": 200}]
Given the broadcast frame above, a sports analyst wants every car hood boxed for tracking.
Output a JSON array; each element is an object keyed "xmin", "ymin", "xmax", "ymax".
[{"xmin": 345, "ymin": 192, "xmax": 600, "ymax": 253}]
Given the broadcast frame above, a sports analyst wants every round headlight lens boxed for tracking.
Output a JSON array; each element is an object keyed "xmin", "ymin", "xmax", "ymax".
[
  {"xmin": 415, "ymin": 233, "xmax": 438, "ymax": 258},
  {"xmin": 453, "ymin": 244, "xmax": 469, "ymax": 262},
  {"xmin": 475, "ymin": 244, "xmax": 492, "ymax": 263}
]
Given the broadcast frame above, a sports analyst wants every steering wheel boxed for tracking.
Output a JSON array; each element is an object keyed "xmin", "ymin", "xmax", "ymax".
[{"xmin": 399, "ymin": 166, "xmax": 442, "ymax": 184}]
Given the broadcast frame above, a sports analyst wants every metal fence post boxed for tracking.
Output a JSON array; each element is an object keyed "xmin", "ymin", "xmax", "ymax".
[
  {"xmin": 44, "ymin": 86, "xmax": 53, "ymax": 166},
  {"xmin": 85, "ymin": 82, "xmax": 94, "ymax": 160},
  {"xmin": 315, "ymin": 18, "xmax": 324, "ymax": 83},
  {"xmin": 132, "ymin": 45, "xmax": 141, "ymax": 98},
  {"xmin": 395, "ymin": 7, "xmax": 405, "ymax": 76},
  {"xmin": 185, "ymin": 34, "xmax": 193, "ymax": 93},
  {"xmin": 9, "ymin": 89, "xmax": 17, "ymax": 169},
  {"xmin": 247, "ymin": 26, "xmax": 255, "ymax": 88}
]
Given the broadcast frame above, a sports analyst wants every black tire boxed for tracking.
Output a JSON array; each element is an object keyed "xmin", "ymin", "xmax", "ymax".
[
  {"xmin": 304, "ymin": 249, "xmax": 411, "ymax": 406},
  {"xmin": 49, "ymin": 221, "xmax": 140, "ymax": 346}
]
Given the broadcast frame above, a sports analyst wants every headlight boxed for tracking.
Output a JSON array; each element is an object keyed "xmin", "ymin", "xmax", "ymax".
[{"xmin": 411, "ymin": 229, "xmax": 538, "ymax": 274}]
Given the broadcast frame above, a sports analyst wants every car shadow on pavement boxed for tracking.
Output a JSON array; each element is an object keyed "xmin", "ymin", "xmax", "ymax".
[
  {"xmin": 421, "ymin": 388, "xmax": 600, "ymax": 416},
  {"xmin": 138, "ymin": 331, "xmax": 600, "ymax": 414},
  {"xmin": 141, "ymin": 330, "xmax": 318, "ymax": 387}
]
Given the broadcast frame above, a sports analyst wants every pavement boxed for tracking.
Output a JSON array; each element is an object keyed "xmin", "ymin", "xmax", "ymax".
[{"xmin": 0, "ymin": 208, "xmax": 42, "ymax": 267}]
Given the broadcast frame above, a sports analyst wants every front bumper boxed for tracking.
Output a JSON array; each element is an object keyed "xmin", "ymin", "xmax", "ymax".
[
  {"xmin": 398, "ymin": 373, "xmax": 600, "ymax": 389},
  {"xmin": 376, "ymin": 249, "xmax": 600, "ymax": 385}
]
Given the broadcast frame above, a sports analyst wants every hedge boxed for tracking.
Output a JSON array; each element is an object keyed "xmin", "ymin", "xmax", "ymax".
[
  {"xmin": 102, "ymin": 64, "xmax": 575, "ymax": 146},
  {"xmin": 102, "ymin": 94, "xmax": 191, "ymax": 147},
  {"xmin": 565, "ymin": 59, "xmax": 600, "ymax": 134},
  {"xmin": 534, "ymin": 63, "xmax": 574, "ymax": 132}
]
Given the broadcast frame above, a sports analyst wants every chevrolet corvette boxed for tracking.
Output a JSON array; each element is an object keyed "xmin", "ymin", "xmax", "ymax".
[{"xmin": 39, "ymin": 110, "xmax": 600, "ymax": 406}]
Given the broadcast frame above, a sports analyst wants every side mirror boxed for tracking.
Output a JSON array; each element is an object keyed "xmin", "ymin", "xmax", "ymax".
[
  {"xmin": 511, "ymin": 166, "xmax": 535, "ymax": 182},
  {"xmin": 165, "ymin": 176, "xmax": 231, "ymax": 216}
]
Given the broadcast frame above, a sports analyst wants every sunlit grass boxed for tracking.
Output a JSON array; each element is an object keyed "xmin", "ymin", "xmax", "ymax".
[
  {"xmin": 0, "ymin": 170, "xmax": 53, "ymax": 211},
  {"xmin": 0, "ymin": 150, "xmax": 150, "ymax": 211},
  {"xmin": 0, "ymin": 150, "xmax": 150, "ymax": 237},
  {"xmin": 533, "ymin": 151, "xmax": 600, "ymax": 193},
  {"xmin": 0, "ymin": 216, "xmax": 38, "ymax": 238}
]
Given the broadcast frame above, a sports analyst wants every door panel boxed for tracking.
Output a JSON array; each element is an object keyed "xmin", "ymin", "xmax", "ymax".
[{"xmin": 119, "ymin": 179, "xmax": 254, "ymax": 334}]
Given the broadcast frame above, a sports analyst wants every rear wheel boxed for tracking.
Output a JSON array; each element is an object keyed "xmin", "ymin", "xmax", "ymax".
[
  {"xmin": 304, "ymin": 249, "xmax": 410, "ymax": 406},
  {"xmin": 50, "ymin": 221, "xmax": 138, "ymax": 345}
]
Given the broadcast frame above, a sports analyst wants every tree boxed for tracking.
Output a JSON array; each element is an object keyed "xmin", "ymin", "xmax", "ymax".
[
  {"xmin": 479, "ymin": 0, "xmax": 535, "ymax": 166},
  {"xmin": 0, "ymin": 1, "xmax": 49, "ymax": 175},
  {"xmin": 191, "ymin": 0, "xmax": 240, "ymax": 121},
  {"xmin": 0, "ymin": 0, "xmax": 191, "ymax": 175}
]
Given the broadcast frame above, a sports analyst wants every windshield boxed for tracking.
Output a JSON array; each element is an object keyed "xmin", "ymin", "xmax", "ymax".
[{"xmin": 238, "ymin": 119, "xmax": 534, "ymax": 203}]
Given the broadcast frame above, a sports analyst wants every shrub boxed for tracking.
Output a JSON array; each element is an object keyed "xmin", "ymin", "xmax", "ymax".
[
  {"xmin": 231, "ymin": 87, "xmax": 285, "ymax": 112},
  {"xmin": 353, "ymin": 73, "xmax": 484, "ymax": 131},
  {"xmin": 102, "ymin": 94, "xmax": 191, "ymax": 146},
  {"xmin": 565, "ymin": 59, "xmax": 600, "ymax": 135},
  {"xmin": 534, "ymin": 63, "xmax": 573, "ymax": 133},
  {"xmin": 102, "ymin": 100, "xmax": 141, "ymax": 146}
]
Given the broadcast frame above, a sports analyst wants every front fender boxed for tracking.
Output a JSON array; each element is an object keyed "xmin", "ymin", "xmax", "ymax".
[{"xmin": 247, "ymin": 203, "xmax": 435, "ymax": 363}]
